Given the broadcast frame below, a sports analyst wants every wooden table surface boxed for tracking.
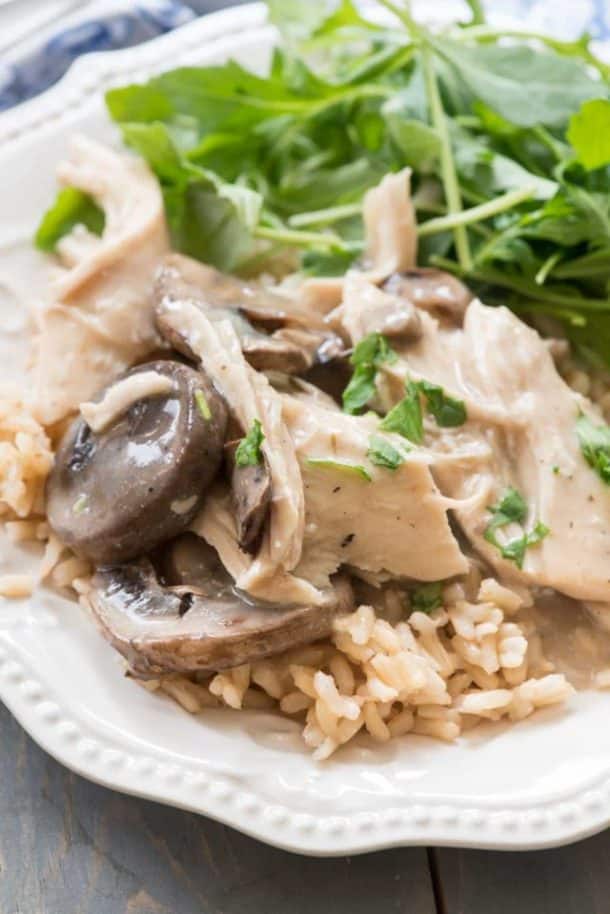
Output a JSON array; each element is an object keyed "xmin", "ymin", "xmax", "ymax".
[{"xmin": 2, "ymin": 701, "xmax": 610, "ymax": 914}]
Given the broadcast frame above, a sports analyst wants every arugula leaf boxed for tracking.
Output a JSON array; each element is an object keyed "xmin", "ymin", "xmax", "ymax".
[
  {"xmin": 575, "ymin": 413, "xmax": 610, "ymax": 484},
  {"xmin": 35, "ymin": 188, "xmax": 104, "ymax": 252},
  {"xmin": 417, "ymin": 380, "xmax": 467, "ymax": 427},
  {"xmin": 380, "ymin": 380, "xmax": 424, "ymax": 444},
  {"xmin": 411, "ymin": 581, "xmax": 443, "ymax": 614},
  {"xmin": 568, "ymin": 99, "xmax": 610, "ymax": 171},
  {"xmin": 367, "ymin": 434, "xmax": 411, "ymax": 470},
  {"xmin": 306, "ymin": 457, "xmax": 372, "ymax": 481},
  {"xmin": 235, "ymin": 419, "xmax": 265, "ymax": 466},
  {"xmin": 383, "ymin": 101, "xmax": 441, "ymax": 171},
  {"xmin": 431, "ymin": 38, "xmax": 604, "ymax": 128},
  {"xmin": 342, "ymin": 333, "xmax": 397, "ymax": 415}
]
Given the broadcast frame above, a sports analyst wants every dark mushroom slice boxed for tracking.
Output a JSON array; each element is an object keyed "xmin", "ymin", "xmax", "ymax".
[
  {"xmin": 87, "ymin": 555, "xmax": 353, "ymax": 675},
  {"xmin": 224, "ymin": 439, "xmax": 272, "ymax": 554},
  {"xmin": 383, "ymin": 268, "xmax": 473, "ymax": 323},
  {"xmin": 154, "ymin": 253, "xmax": 345, "ymax": 375},
  {"xmin": 46, "ymin": 361, "xmax": 227, "ymax": 564}
]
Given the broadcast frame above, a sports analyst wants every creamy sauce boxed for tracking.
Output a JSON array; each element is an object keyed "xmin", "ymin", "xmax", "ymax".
[{"xmin": 80, "ymin": 371, "xmax": 174, "ymax": 433}]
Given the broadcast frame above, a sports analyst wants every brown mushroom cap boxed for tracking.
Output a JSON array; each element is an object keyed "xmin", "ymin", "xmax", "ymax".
[
  {"xmin": 46, "ymin": 361, "xmax": 227, "ymax": 564},
  {"xmin": 87, "ymin": 553, "xmax": 353, "ymax": 675},
  {"xmin": 154, "ymin": 253, "xmax": 346, "ymax": 375},
  {"xmin": 383, "ymin": 269, "xmax": 472, "ymax": 322}
]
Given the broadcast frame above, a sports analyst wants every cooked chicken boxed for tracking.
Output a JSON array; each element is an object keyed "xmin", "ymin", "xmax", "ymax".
[
  {"xmin": 32, "ymin": 137, "xmax": 169, "ymax": 425},
  {"xmin": 281, "ymin": 396, "xmax": 468, "ymax": 588},
  {"xmin": 367, "ymin": 300, "xmax": 610, "ymax": 603},
  {"xmin": 362, "ymin": 168, "xmax": 417, "ymax": 275}
]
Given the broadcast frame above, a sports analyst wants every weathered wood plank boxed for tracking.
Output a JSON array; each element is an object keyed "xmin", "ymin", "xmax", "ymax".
[
  {"xmin": 0, "ymin": 705, "xmax": 436, "ymax": 914},
  {"xmin": 434, "ymin": 838, "xmax": 610, "ymax": 914}
]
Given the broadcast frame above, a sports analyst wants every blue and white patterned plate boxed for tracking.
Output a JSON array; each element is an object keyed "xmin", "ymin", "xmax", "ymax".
[{"xmin": 0, "ymin": 0, "xmax": 608, "ymax": 111}]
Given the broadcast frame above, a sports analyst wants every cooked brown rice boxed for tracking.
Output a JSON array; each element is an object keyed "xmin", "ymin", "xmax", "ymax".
[{"xmin": 1, "ymin": 360, "xmax": 609, "ymax": 758}]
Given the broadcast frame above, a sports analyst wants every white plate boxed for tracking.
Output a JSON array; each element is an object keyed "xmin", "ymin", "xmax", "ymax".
[{"xmin": 2, "ymin": 1, "xmax": 610, "ymax": 856}]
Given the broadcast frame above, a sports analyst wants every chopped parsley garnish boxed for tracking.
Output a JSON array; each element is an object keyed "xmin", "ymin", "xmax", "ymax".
[
  {"xmin": 235, "ymin": 419, "xmax": 265, "ymax": 467},
  {"xmin": 306, "ymin": 457, "xmax": 372, "ymax": 481},
  {"xmin": 35, "ymin": 187, "xmax": 105, "ymax": 253},
  {"xmin": 552, "ymin": 464, "xmax": 560, "ymax": 475},
  {"xmin": 416, "ymin": 380, "xmax": 467, "ymax": 428},
  {"xmin": 367, "ymin": 434, "xmax": 411, "ymax": 470},
  {"xmin": 342, "ymin": 333, "xmax": 397, "ymax": 415},
  {"xmin": 72, "ymin": 494, "xmax": 88, "ymax": 514},
  {"xmin": 380, "ymin": 379, "xmax": 424, "ymax": 444},
  {"xmin": 575, "ymin": 413, "xmax": 610, "ymax": 484},
  {"xmin": 411, "ymin": 581, "xmax": 443, "ymax": 614},
  {"xmin": 194, "ymin": 389, "xmax": 212, "ymax": 421},
  {"xmin": 378, "ymin": 377, "xmax": 466, "ymax": 445},
  {"xmin": 484, "ymin": 487, "xmax": 528, "ymax": 535},
  {"xmin": 484, "ymin": 487, "xmax": 549, "ymax": 569},
  {"xmin": 497, "ymin": 522, "xmax": 550, "ymax": 569}
]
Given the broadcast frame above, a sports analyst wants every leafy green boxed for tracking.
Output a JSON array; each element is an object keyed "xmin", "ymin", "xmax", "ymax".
[
  {"xmin": 484, "ymin": 487, "xmax": 549, "ymax": 568},
  {"xmin": 411, "ymin": 581, "xmax": 443, "ymax": 614},
  {"xmin": 305, "ymin": 457, "xmax": 372, "ymax": 481},
  {"xmin": 342, "ymin": 333, "xmax": 397, "ymax": 415},
  {"xmin": 367, "ymin": 434, "xmax": 411, "ymax": 470},
  {"xmin": 568, "ymin": 99, "xmax": 610, "ymax": 171},
  {"xmin": 33, "ymin": 0, "xmax": 610, "ymax": 365},
  {"xmin": 416, "ymin": 380, "xmax": 467, "ymax": 427},
  {"xmin": 35, "ymin": 188, "xmax": 105, "ymax": 252},
  {"xmin": 485, "ymin": 486, "xmax": 528, "ymax": 533},
  {"xmin": 432, "ymin": 38, "xmax": 605, "ymax": 128},
  {"xmin": 235, "ymin": 419, "xmax": 265, "ymax": 466},
  {"xmin": 496, "ymin": 522, "xmax": 550, "ymax": 569},
  {"xmin": 194, "ymin": 389, "xmax": 212, "ymax": 421},
  {"xmin": 575, "ymin": 413, "xmax": 610, "ymax": 484},
  {"xmin": 380, "ymin": 379, "xmax": 424, "ymax": 444}
]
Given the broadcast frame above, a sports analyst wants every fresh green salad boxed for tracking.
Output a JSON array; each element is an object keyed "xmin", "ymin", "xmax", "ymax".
[{"xmin": 36, "ymin": 0, "xmax": 610, "ymax": 363}]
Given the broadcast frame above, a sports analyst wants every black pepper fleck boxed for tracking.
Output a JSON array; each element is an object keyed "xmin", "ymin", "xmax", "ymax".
[
  {"xmin": 178, "ymin": 592, "xmax": 195, "ymax": 617},
  {"xmin": 341, "ymin": 533, "xmax": 355, "ymax": 548},
  {"xmin": 333, "ymin": 486, "xmax": 341, "ymax": 494}
]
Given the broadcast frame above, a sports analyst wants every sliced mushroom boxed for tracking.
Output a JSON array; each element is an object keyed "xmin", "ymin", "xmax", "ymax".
[
  {"xmin": 225, "ymin": 440, "xmax": 272, "ymax": 554},
  {"xmin": 46, "ymin": 361, "xmax": 227, "ymax": 564},
  {"xmin": 382, "ymin": 269, "xmax": 472, "ymax": 323},
  {"xmin": 154, "ymin": 253, "xmax": 346, "ymax": 374},
  {"xmin": 87, "ymin": 556, "xmax": 353, "ymax": 674}
]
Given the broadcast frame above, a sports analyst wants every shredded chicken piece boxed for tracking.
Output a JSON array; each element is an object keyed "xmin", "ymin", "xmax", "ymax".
[
  {"xmin": 32, "ymin": 136, "xmax": 169, "ymax": 425},
  {"xmin": 362, "ymin": 168, "xmax": 417, "ymax": 275}
]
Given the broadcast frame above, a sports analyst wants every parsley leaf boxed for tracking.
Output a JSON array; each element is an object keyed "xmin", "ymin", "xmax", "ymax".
[
  {"xmin": 484, "ymin": 487, "xmax": 528, "ymax": 535},
  {"xmin": 235, "ymin": 419, "xmax": 265, "ymax": 467},
  {"xmin": 416, "ymin": 380, "xmax": 467, "ymax": 427},
  {"xmin": 567, "ymin": 99, "xmax": 610, "ymax": 171},
  {"xmin": 35, "ymin": 188, "xmax": 105, "ymax": 252},
  {"xmin": 306, "ymin": 457, "xmax": 372, "ymax": 481},
  {"xmin": 411, "ymin": 581, "xmax": 443, "ymax": 614},
  {"xmin": 367, "ymin": 434, "xmax": 411, "ymax": 470},
  {"xmin": 342, "ymin": 333, "xmax": 397, "ymax": 415},
  {"xmin": 380, "ymin": 379, "xmax": 424, "ymax": 444},
  {"xmin": 484, "ymin": 488, "xmax": 549, "ymax": 568},
  {"xmin": 575, "ymin": 413, "xmax": 610, "ymax": 484},
  {"xmin": 498, "ymin": 521, "xmax": 550, "ymax": 569}
]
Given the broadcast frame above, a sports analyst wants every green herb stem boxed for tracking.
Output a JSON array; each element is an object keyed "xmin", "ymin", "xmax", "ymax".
[
  {"xmin": 254, "ymin": 225, "xmax": 342, "ymax": 248},
  {"xmin": 535, "ymin": 250, "xmax": 562, "ymax": 286},
  {"xmin": 288, "ymin": 203, "xmax": 363, "ymax": 228},
  {"xmin": 417, "ymin": 184, "xmax": 537, "ymax": 237},
  {"xmin": 420, "ymin": 43, "xmax": 473, "ymax": 271}
]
